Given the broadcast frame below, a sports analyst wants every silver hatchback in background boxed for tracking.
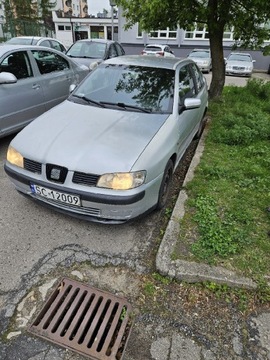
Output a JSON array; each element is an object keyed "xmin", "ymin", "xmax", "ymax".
[
  {"xmin": 187, "ymin": 49, "xmax": 212, "ymax": 73},
  {"xmin": 5, "ymin": 55, "xmax": 208, "ymax": 224}
]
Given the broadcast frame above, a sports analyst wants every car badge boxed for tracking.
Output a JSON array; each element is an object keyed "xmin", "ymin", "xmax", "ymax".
[{"xmin": 51, "ymin": 168, "xmax": 61, "ymax": 180}]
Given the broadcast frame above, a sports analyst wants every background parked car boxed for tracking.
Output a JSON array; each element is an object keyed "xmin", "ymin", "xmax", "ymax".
[
  {"xmin": 65, "ymin": 39, "xmax": 125, "ymax": 70},
  {"xmin": 6, "ymin": 36, "xmax": 67, "ymax": 52},
  {"xmin": 0, "ymin": 44, "xmax": 89, "ymax": 138},
  {"xmin": 141, "ymin": 44, "xmax": 175, "ymax": 57},
  {"xmin": 5, "ymin": 55, "xmax": 208, "ymax": 224},
  {"xmin": 225, "ymin": 52, "xmax": 255, "ymax": 76},
  {"xmin": 187, "ymin": 49, "xmax": 212, "ymax": 73}
]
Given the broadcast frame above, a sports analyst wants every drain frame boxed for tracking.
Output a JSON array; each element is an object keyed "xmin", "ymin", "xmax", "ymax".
[{"xmin": 28, "ymin": 277, "xmax": 133, "ymax": 360}]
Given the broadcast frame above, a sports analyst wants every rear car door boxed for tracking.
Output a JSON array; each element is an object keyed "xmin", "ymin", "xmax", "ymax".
[
  {"xmin": 0, "ymin": 50, "xmax": 46, "ymax": 137},
  {"xmin": 31, "ymin": 49, "xmax": 76, "ymax": 111}
]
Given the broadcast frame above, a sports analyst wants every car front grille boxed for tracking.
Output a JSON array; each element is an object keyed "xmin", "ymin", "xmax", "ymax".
[
  {"xmin": 23, "ymin": 158, "xmax": 100, "ymax": 187},
  {"xmin": 232, "ymin": 66, "xmax": 245, "ymax": 70},
  {"xmin": 72, "ymin": 171, "xmax": 99, "ymax": 186},
  {"xmin": 24, "ymin": 158, "xmax": 42, "ymax": 174}
]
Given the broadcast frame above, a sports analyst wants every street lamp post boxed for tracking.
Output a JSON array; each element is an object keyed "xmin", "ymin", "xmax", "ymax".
[{"xmin": 109, "ymin": 0, "xmax": 116, "ymax": 40}]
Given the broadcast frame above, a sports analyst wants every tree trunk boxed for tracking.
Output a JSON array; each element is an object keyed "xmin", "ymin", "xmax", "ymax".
[{"xmin": 208, "ymin": 30, "xmax": 226, "ymax": 99}]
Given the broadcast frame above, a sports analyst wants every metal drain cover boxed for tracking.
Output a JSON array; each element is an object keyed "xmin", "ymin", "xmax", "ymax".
[{"xmin": 28, "ymin": 277, "xmax": 133, "ymax": 360}]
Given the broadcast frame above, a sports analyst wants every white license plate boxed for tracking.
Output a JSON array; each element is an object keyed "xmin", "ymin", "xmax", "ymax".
[{"xmin": 30, "ymin": 184, "xmax": 81, "ymax": 206}]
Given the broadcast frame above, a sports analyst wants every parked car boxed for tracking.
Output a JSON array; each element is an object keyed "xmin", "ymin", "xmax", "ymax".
[
  {"xmin": 225, "ymin": 52, "xmax": 255, "ymax": 77},
  {"xmin": 5, "ymin": 55, "xmax": 208, "ymax": 224},
  {"xmin": 141, "ymin": 44, "xmax": 175, "ymax": 57},
  {"xmin": 187, "ymin": 49, "xmax": 212, "ymax": 73},
  {"xmin": 6, "ymin": 36, "xmax": 67, "ymax": 52},
  {"xmin": 65, "ymin": 39, "xmax": 125, "ymax": 70},
  {"xmin": 0, "ymin": 44, "xmax": 89, "ymax": 138}
]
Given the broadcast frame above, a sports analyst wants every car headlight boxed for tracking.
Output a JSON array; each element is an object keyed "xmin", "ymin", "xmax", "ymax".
[
  {"xmin": 97, "ymin": 171, "xmax": 146, "ymax": 190},
  {"xmin": 7, "ymin": 146, "xmax": 24, "ymax": 168}
]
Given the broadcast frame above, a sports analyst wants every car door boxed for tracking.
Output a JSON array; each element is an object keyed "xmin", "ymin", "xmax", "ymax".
[
  {"xmin": 176, "ymin": 64, "xmax": 201, "ymax": 162},
  {"xmin": 31, "ymin": 49, "xmax": 76, "ymax": 111},
  {"xmin": 0, "ymin": 50, "xmax": 46, "ymax": 137}
]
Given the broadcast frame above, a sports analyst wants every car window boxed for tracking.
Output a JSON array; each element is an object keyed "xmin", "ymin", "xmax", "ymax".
[
  {"xmin": 115, "ymin": 43, "xmax": 125, "ymax": 56},
  {"xmin": 73, "ymin": 64, "xmax": 175, "ymax": 113},
  {"xmin": 0, "ymin": 51, "xmax": 33, "ymax": 80},
  {"xmin": 50, "ymin": 40, "xmax": 65, "ymax": 52},
  {"xmin": 179, "ymin": 65, "xmax": 196, "ymax": 105},
  {"xmin": 108, "ymin": 44, "xmax": 118, "ymax": 58},
  {"xmin": 32, "ymin": 50, "xmax": 70, "ymax": 74},
  {"xmin": 39, "ymin": 40, "xmax": 51, "ymax": 48},
  {"xmin": 190, "ymin": 63, "xmax": 205, "ymax": 92},
  {"xmin": 228, "ymin": 53, "xmax": 251, "ymax": 62}
]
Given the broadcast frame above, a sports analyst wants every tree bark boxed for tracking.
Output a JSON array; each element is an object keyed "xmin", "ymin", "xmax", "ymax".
[{"xmin": 208, "ymin": 30, "xmax": 226, "ymax": 99}]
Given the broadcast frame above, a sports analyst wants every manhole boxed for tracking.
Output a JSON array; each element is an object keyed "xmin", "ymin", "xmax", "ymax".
[{"xmin": 28, "ymin": 278, "xmax": 133, "ymax": 360}]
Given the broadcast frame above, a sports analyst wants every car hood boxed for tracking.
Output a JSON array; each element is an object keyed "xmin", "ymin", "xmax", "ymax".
[
  {"xmin": 13, "ymin": 100, "xmax": 169, "ymax": 174},
  {"xmin": 226, "ymin": 60, "xmax": 252, "ymax": 67},
  {"xmin": 69, "ymin": 57, "xmax": 103, "ymax": 68},
  {"xmin": 189, "ymin": 56, "xmax": 210, "ymax": 63}
]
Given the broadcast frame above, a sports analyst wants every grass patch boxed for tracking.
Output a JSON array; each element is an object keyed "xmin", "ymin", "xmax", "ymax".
[{"xmin": 173, "ymin": 79, "xmax": 270, "ymax": 281}]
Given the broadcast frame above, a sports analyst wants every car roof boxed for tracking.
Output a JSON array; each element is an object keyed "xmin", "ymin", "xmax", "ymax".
[
  {"xmin": 0, "ymin": 44, "xmax": 65, "ymax": 56},
  {"xmin": 7, "ymin": 36, "xmax": 58, "ymax": 41},
  {"xmin": 72, "ymin": 39, "xmax": 116, "ymax": 45},
  {"xmin": 103, "ymin": 54, "xmax": 187, "ymax": 70}
]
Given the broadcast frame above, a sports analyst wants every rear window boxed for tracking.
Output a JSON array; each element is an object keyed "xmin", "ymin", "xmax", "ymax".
[{"xmin": 145, "ymin": 46, "xmax": 162, "ymax": 52}]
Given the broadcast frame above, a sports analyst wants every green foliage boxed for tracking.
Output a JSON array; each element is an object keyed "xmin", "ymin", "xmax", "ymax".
[
  {"xmin": 116, "ymin": 0, "xmax": 270, "ymax": 98},
  {"xmin": 174, "ymin": 80, "xmax": 270, "ymax": 279}
]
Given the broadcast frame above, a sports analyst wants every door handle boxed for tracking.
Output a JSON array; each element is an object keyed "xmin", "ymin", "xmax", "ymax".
[{"xmin": 32, "ymin": 83, "xmax": 41, "ymax": 90}]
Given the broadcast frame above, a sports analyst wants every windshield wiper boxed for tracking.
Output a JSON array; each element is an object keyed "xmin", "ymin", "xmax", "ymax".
[
  {"xmin": 100, "ymin": 101, "xmax": 152, "ymax": 113},
  {"xmin": 72, "ymin": 95, "xmax": 105, "ymax": 108}
]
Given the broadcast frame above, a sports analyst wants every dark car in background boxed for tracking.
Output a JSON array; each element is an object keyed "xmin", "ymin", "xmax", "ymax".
[{"xmin": 66, "ymin": 39, "xmax": 125, "ymax": 70}]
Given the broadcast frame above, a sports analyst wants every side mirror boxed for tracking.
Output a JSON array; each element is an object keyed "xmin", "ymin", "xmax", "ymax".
[
  {"xmin": 69, "ymin": 84, "xmax": 77, "ymax": 93},
  {"xmin": 0, "ymin": 72, "xmax": 17, "ymax": 84}
]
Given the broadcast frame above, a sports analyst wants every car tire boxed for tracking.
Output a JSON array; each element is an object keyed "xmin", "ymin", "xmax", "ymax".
[
  {"xmin": 268, "ymin": 64, "xmax": 270, "ymax": 75},
  {"xmin": 156, "ymin": 159, "xmax": 174, "ymax": 210}
]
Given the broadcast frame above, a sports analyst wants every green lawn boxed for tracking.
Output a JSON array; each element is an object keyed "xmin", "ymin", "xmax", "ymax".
[{"xmin": 173, "ymin": 79, "xmax": 270, "ymax": 283}]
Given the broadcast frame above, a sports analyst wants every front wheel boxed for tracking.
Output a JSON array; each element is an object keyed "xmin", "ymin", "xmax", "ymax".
[{"xmin": 156, "ymin": 160, "xmax": 174, "ymax": 210}]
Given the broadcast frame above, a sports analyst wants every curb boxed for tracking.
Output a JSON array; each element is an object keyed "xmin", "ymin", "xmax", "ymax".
[{"xmin": 156, "ymin": 120, "xmax": 257, "ymax": 290}]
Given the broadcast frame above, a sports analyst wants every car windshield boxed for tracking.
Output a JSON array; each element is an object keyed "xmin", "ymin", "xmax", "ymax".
[
  {"xmin": 189, "ymin": 51, "xmax": 210, "ymax": 58},
  {"xmin": 71, "ymin": 63, "xmax": 175, "ymax": 113},
  {"xmin": 66, "ymin": 41, "xmax": 107, "ymax": 59},
  {"xmin": 228, "ymin": 54, "xmax": 252, "ymax": 62}
]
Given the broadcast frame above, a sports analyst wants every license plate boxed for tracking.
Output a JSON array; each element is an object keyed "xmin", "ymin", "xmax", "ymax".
[{"xmin": 30, "ymin": 184, "xmax": 81, "ymax": 206}]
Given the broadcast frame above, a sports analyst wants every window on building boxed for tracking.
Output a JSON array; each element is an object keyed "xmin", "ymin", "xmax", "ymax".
[
  {"xmin": 149, "ymin": 28, "xmax": 177, "ymax": 39},
  {"xmin": 184, "ymin": 24, "xmax": 233, "ymax": 40},
  {"xmin": 90, "ymin": 26, "xmax": 105, "ymax": 39},
  {"xmin": 58, "ymin": 25, "xmax": 71, "ymax": 31}
]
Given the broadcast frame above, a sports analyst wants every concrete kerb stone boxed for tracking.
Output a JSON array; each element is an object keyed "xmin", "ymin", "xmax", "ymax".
[{"xmin": 156, "ymin": 119, "xmax": 257, "ymax": 290}]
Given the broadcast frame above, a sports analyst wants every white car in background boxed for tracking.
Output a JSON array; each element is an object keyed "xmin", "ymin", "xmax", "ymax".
[
  {"xmin": 141, "ymin": 44, "xmax": 175, "ymax": 57},
  {"xmin": 225, "ymin": 52, "xmax": 255, "ymax": 77}
]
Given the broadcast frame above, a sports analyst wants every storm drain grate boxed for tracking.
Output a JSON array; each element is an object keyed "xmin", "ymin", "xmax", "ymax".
[{"xmin": 28, "ymin": 278, "xmax": 133, "ymax": 360}]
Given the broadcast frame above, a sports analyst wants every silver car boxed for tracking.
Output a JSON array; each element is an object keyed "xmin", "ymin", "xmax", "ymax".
[
  {"xmin": 6, "ymin": 36, "xmax": 67, "ymax": 52},
  {"xmin": 225, "ymin": 52, "xmax": 255, "ymax": 77},
  {"xmin": 5, "ymin": 55, "xmax": 208, "ymax": 224},
  {"xmin": 0, "ymin": 44, "xmax": 89, "ymax": 138},
  {"xmin": 187, "ymin": 49, "xmax": 212, "ymax": 73}
]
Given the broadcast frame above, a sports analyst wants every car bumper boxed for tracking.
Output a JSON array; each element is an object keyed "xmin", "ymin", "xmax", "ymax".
[
  {"xmin": 5, "ymin": 163, "xmax": 162, "ymax": 224},
  {"xmin": 225, "ymin": 70, "xmax": 252, "ymax": 77}
]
